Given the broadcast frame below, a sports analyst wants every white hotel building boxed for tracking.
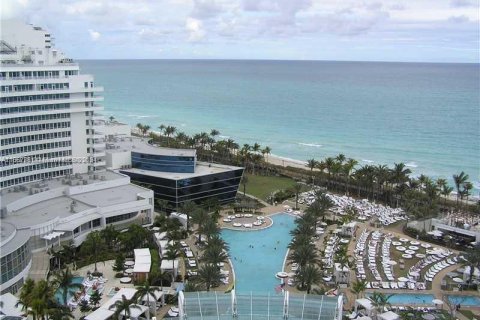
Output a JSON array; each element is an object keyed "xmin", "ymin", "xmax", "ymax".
[{"xmin": 0, "ymin": 20, "xmax": 154, "ymax": 294}]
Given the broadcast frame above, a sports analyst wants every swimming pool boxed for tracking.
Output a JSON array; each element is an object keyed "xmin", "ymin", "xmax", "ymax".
[
  {"xmin": 447, "ymin": 295, "xmax": 480, "ymax": 306},
  {"xmin": 54, "ymin": 276, "xmax": 84, "ymax": 304},
  {"xmin": 366, "ymin": 293, "xmax": 435, "ymax": 305},
  {"xmin": 221, "ymin": 213, "xmax": 296, "ymax": 293}
]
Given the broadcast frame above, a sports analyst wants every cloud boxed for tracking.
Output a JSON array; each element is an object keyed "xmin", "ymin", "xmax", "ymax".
[
  {"xmin": 450, "ymin": 0, "xmax": 476, "ymax": 7},
  {"xmin": 88, "ymin": 29, "xmax": 101, "ymax": 41},
  {"xmin": 185, "ymin": 17, "xmax": 206, "ymax": 42},
  {"xmin": 448, "ymin": 15, "xmax": 470, "ymax": 23},
  {"xmin": 191, "ymin": 0, "xmax": 224, "ymax": 20}
]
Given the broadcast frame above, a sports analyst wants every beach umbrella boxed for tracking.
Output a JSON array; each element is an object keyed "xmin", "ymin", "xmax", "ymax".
[
  {"xmin": 452, "ymin": 277, "xmax": 463, "ymax": 283},
  {"xmin": 432, "ymin": 299, "xmax": 443, "ymax": 305}
]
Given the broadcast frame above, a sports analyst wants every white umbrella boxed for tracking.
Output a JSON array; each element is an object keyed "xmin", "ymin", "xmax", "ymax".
[
  {"xmin": 452, "ymin": 277, "xmax": 463, "ymax": 283},
  {"xmin": 387, "ymin": 260, "xmax": 397, "ymax": 266},
  {"xmin": 432, "ymin": 299, "xmax": 443, "ymax": 305}
]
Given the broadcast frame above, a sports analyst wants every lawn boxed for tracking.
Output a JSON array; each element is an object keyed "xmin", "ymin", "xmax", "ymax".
[{"xmin": 241, "ymin": 174, "xmax": 297, "ymax": 201}]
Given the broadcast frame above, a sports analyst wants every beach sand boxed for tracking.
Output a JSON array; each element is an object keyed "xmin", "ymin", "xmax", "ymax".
[{"xmin": 266, "ymin": 154, "xmax": 308, "ymax": 170}]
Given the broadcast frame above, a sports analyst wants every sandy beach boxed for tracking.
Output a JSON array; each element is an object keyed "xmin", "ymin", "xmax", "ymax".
[{"xmin": 266, "ymin": 154, "xmax": 308, "ymax": 170}]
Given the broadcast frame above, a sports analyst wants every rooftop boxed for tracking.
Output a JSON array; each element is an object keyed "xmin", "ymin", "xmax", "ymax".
[
  {"xmin": 121, "ymin": 161, "xmax": 243, "ymax": 180},
  {"xmin": 106, "ymin": 136, "xmax": 196, "ymax": 157},
  {"xmin": 1, "ymin": 170, "xmax": 122, "ymax": 207},
  {"xmin": 0, "ymin": 170, "xmax": 149, "ymax": 230},
  {"xmin": 71, "ymin": 184, "xmax": 145, "ymax": 207}
]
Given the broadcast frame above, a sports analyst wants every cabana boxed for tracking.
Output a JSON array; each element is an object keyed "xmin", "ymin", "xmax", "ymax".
[
  {"xmin": 161, "ymin": 259, "xmax": 179, "ymax": 278},
  {"xmin": 341, "ymin": 222, "xmax": 357, "ymax": 237},
  {"xmin": 334, "ymin": 263, "xmax": 351, "ymax": 286},
  {"xmin": 140, "ymin": 289, "xmax": 165, "ymax": 313},
  {"xmin": 462, "ymin": 266, "xmax": 480, "ymax": 282},
  {"xmin": 354, "ymin": 298, "xmax": 373, "ymax": 316},
  {"xmin": 133, "ymin": 248, "xmax": 151, "ymax": 282},
  {"xmin": 378, "ymin": 311, "xmax": 400, "ymax": 320}
]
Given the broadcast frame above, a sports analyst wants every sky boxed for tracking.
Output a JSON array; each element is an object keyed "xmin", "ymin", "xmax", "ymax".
[{"xmin": 1, "ymin": 0, "xmax": 479, "ymax": 62}]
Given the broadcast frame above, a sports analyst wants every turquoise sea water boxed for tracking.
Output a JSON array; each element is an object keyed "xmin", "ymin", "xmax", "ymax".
[
  {"xmin": 80, "ymin": 60, "xmax": 480, "ymax": 192},
  {"xmin": 221, "ymin": 213, "xmax": 296, "ymax": 293}
]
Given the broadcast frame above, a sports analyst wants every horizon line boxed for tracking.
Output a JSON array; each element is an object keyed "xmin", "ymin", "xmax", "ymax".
[{"xmin": 75, "ymin": 57, "xmax": 479, "ymax": 64}]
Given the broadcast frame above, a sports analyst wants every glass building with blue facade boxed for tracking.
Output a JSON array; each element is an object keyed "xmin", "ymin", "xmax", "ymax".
[
  {"xmin": 131, "ymin": 152, "xmax": 195, "ymax": 173},
  {"xmin": 121, "ymin": 163, "xmax": 244, "ymax": 210}
]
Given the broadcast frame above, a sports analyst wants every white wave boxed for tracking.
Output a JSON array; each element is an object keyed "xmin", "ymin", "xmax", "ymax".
[
  {"xmin": 181, "ymin": 123, "xmax": 187, "ymax": 127},
  {"xmin": 405, "ymin": 162, "xmax": 418, "ymax": 168},
  {"xmin": 127, "ymin": 114, "xmax": 152, "ymax": 119},
  {"xmin": 362, "ymin": 159, "xmax": 374, "ymax": 163},
  {"xmin": 218, "ymin": 135, "xmax": 230, "ymax": 140},
  {"xmin": 298, "ymin": 142, "xmax": 322, "ymax": 148}
]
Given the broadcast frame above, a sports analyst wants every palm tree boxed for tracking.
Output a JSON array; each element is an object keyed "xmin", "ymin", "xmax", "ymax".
[
  {"xmin": 134, "ymin": 281, "xmax": 159, "ymax": 320},
  {"xmin": 180, "ymin": 200, "xmax": 196, "ymax": 232},
  {"xmin": 202, "ymin": 244, "xmax": 229, "ymax": 266},
  {"xmin": 210, "ymin": 129, "xmax": 220, "ymax": 139},
  {"xmin": 191, "ymin": 208, "xmax": 210, "ymax": 243},
  {"xmin": 113, "ymin": 295, "xmax": 140, "ymax": 320},
  {"xmin": 202, "ymin": 218, "xmax": 220, "ymax": 241},
  {"xmin": 100, "ymin": 225, "xmax": 119, "ymax": 250},
  {"xmin": 16, "ymin": 278, "xmax": 35, "ymax": 314},
  {"xmin": 31, "ymin": 280, "xmax": 56, "ymax": 320},
  {"xmin": 164, "ymin": 242, "xmax": 182, "ymax": 278},
  {"xmin": 453, "ymin": 171, "xmax": 469, "ymax": 206},
  {"xmin": 156, "ymin": 199, "xmax": 170, "ymax": 214},
  {"xmin": 306, "ymin": 158, "xmax": 318, "ymax": 173},
  {"xmin": 240, "ymin": 174, "xmax": 248, "ymax": 196},
  {"xmin": 350, "ymin": 279, "xmax": 368, "ymax": 299},
  {"xmin": 462, "ymin": 248, "xmax": 480, "ymax": 286},
  {"xmin": 52, "ymin": 267, "xmax": 82, "ymax": 306},
  {"xmin": 369, "ymin": 292, "xmax": 393, "ymax": 315},
  {"xmin": 288, "ymin": 244, "xmax": 319, "ymax": 269},
  {"xmin": 324, "ymin": 157, "xmax": 336, "ymax": 189},
  {"xmin": 344, "ymin": 158, "xmax": 358, "ymax": 195},
  {"xmin": 164, "ymin": 126, "xmax": 177, "ymax": 146},
  {"xmin": 48, "ymin": 305, "xmax": 74, "ymax": 320},
  {"xmin": 89, "ymin": 290, "xmax": 102, "ymax": 308},
  {"xmin": 297, "ymin": 264, "xmax": 322, "ymax": 294},
  {"xmin": 81, "ymin": 231, "xmax": 106, "ymax": 272},
  {"xmin": 292, "ymin": 182, "xmax": 303, "ymax": 210},
  {"xmin": 262, "ymin": 146, "xmax": 271, "ymax": 162},
  {"xmin": 197, "ymin": 264, "xmax": 222, "ymax": 291}
]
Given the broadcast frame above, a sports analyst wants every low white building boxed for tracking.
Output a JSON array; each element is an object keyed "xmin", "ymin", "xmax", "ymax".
[{"xmin": 0, "ymin": 170, "xmax": 154, "ymax": 294}]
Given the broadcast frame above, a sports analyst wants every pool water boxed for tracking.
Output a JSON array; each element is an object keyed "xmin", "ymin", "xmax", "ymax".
[
  {"xmin": 447, "ymin": 295, "xmax": 480, "ymax": 306},
  {"xmin": 221, "ymin": 213, "xmax": 296, "ymax": 293},
  {"xmin": 366, "ymin": 293, "xmax": 435, "ymax": 305},
  {"xmin": 54, "ymin": 276, "xmax": 84, "ymax": 304}
]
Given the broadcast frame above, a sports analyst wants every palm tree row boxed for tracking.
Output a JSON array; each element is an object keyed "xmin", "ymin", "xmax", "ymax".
[
  {"xmin": 287, "ymin": 191, "xmax": 333, "ymax": 293},
  {"xmin": 306, "ymin": 156, "xmax": 475, "ymax": 213},
  {"xmin": 135, "ymin": 123, "xmax": 273, "ymax": 174}
]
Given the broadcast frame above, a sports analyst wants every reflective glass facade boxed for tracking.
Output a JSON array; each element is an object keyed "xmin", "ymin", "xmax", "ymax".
[
  {"xmin": 121, "ymin": 168, "xmax": 244, "ymax": 210},
  {"xmin": 1, "ymin": 240, "xmax": 31, "ymax": 287},
  {"xmin": 132, "ymin": 152, "xmax": 195, "ymax": 173}
]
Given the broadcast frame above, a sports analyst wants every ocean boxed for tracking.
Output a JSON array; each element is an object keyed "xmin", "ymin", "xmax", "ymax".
[{"xmin": 79, "ymin": 60, "xmax": 480, "ymax": 193}]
